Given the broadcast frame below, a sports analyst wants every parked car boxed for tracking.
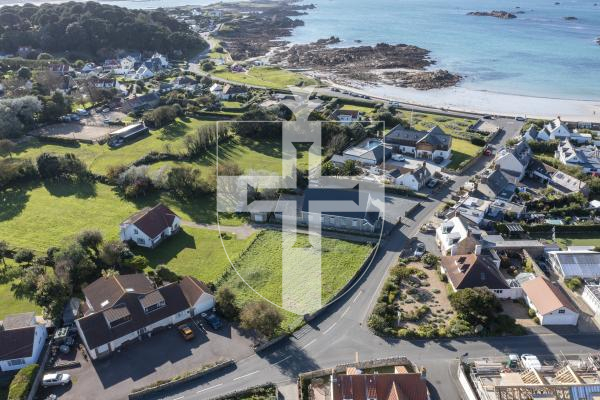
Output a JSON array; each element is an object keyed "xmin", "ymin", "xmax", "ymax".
[
  {"xmin": 101, "ymin": 108, "xmax": 110, "ymax": 113},
  {"xmin": 42, "ymin": 373, "xmax": 71, "ymax": 387},
  {"xmin": 392, "ymin": 154, "xmax": 405, "ymax": 162},
  {"xmin": 178, "ymin": 324, "xmax": 195, "ymax": 340},
  {"xmin": 60, "ymin": 115, "xmax": 71, "ymax": 122},
  {"xmin": 201, "ymin": 312, "xmax": 222, "ymax": 330},
  {"xmin": 426, "ymin": 179, "xmax": 439, "ymax": 188},
  {"xmin": 413, "ymin": 242, "xmax": 426, "ymax": 258},
  {"xmin": 420, "ymin": 223, "xmax": 435, "ymax": 233},
  {"xmin": 76, "ymin": 108, "xmax": 89, "ymax": 116},
  {"xmin": 520, "ymin": 354, "xmax": 542, "ymax": 370},
  {"xmin": 483, "ymin": 115, "xmax": 494, "ymax": 120},
  {"xmin": 515, "ymin": 116, "xmax": 526, "ymax": 121}
]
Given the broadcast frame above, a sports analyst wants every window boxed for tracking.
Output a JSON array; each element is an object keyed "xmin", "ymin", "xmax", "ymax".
[
  {"xmin": 558, "ymin": 309, "xmax": 565, "ymax": 314},
  {"xmin": 134, "ymin": 229, "xmax": 138, "ymax": 234},
  {"xmin": 144, "ymin": 300, "xmax": 166, "ymax": 314},
  {"xmin": 7, "ymin": 359, "xmax": 26, "ymax": 367},
  {"xmin": 109, "ymin": 315, "xmax": 131, "ymax": 328}
]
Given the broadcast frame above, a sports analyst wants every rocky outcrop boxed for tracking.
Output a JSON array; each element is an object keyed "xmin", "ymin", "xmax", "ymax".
[
  {"xmin": 214, "ymin": 2, "xmax": 316, "ymax": 60},
  {"xmin": 314, "ymin": 36, "xmax": 341, "ymax": 45},
  {"xmin": 383, "ymin": 70, "xmax": 462, "ymax": 90},
  {"xmin": 563, "ymin": 16, "xmax": 578, "ymax": 20},
  {"xmin": 596, "ymin": 37, "xmax": 600, "ymax": 45},
  {"xmin": 467, "ymin": 10, "xmax": 517, "ymax": 19}
]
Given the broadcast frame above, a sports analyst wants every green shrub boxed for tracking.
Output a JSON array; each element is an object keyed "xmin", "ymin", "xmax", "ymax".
[
  {"xmin": 565, "ymin": 277, "xmax": 583, "ymax": 291},
  {"xmin": 533, "ymin": 316, "xmax": 540, "ymax": 325},
  {"xmin": 528, "ymin": 308, "xmax": 537, "ymax": 318},
  {"xmin": 8, "ymin": 364, "xmax": 39, "ymax": 400}
]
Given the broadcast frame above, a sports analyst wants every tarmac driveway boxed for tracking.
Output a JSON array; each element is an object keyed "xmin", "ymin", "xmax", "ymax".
[{"xmin": 41, "ymin": 319, "xmax": 254, "ymax": 400}]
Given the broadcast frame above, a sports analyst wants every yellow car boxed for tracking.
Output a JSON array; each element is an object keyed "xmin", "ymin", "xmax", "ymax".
[{"xmin": 178, "ymin": 324, "xmax": 195, "ymax": 340}]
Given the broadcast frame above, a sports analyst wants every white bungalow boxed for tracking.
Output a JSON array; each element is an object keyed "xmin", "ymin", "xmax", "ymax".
[{"xmin": 120, "ymin": 204, "xmax": 181, "ymax": 249}]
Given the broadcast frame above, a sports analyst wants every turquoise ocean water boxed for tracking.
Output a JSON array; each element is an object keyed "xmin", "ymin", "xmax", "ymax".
[
  {"xmin": 289, "ymin": 0, "xmax": 600, "ymax": 100},
  {"xmin": 3, "ymin": 0, "xmax": 599, "ymax": 100}
]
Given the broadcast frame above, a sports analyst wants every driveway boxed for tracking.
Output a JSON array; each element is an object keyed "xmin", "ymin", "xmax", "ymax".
[{"xmin": 42, "ymin": 319, "xmax": 255, "ymax": 400}]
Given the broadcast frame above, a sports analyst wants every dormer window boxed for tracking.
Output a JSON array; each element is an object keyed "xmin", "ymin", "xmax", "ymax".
[{"xmin": 144, "ymin": 300, "xmax": 165, "ymax": 313}]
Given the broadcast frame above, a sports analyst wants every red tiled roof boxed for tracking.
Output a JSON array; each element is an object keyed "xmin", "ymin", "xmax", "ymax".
[
  {"xmin": 124, "ymin": 203, "xmax": 179, "ymax": 239},
  {"xmin": 332, "ymin": 372, "xmax": 428, "ymax": 400}
]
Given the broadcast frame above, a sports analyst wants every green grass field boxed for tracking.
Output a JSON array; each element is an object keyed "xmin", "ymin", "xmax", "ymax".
[
  {"xmin": 137, "ymin": 227, "xmax": 256, "ymax": 284},
  {"xmin": 0, "ymin": 181, "xmax": 247, "ymax": 252},
  {"xmin": 149, "ymin": 136, "xmax": 317, "ymax": 177},
  {"xmin": 0, "ymin": 282, "xmax": 39, "ymax": 320},
  {"xmin": 340, "ymin": 104, "xmax": 375, "ymax": 114},
  {"xmin": 212, "ymin": 66, "xmax": 318, "ymax": 89},
  {"xmin": 220, "ymin": 230, "xmax": 373, "ymax": 329},
  {"xmin": 446, "ymin": 138, "xmax": 483, "ymax": 170},
  {"xmin": 5, "ymin": 118, "xmax": 210, "ymax": 175},
  {"xmin": 536, "ymin": 234, "xmax": 600, "ymax": 249},
  {"xmin": 398, "ymin": 111, "xmax": 476, "ymax": 139}
]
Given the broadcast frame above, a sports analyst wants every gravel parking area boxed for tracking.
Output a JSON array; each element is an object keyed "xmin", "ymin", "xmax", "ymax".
[
  {"xmin": 31, "ymin": 122, "xmax": 111, "ymax": 142},
  {"xmin": 41, "ymin": 319, "xmax": 255, "ymax": 400}
]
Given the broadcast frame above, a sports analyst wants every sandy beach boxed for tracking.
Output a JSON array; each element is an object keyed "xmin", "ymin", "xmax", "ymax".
[{"xmin": 326, "ymin": 79, "xmax": 600, "ymax": 122}]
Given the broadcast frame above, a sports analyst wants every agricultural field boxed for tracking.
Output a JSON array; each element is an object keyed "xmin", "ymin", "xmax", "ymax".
[
  {"xmin": 220, "ymin": 230, "xmax": 373, "ymax": 329},
  {"xmin": 211, "ymin": 66, "xmax": 318, "ymax": 89},
  {"xmin": 4, "ymin": 118, "xmax": 210, "ymax": 175},
  {"xmin": 446, "ymin": 138, "xmax": 483, "ymax": 170}
]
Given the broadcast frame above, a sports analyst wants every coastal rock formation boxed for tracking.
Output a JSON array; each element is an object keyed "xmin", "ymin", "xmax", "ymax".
[
  {"xmin": 597, "ymin": 37, "xmax": 600, "ymax": 45},
  {"xmin": 383, "ymin": 70, "xmax": 461, "ymax": 90},
  {"xmin": 271, "ymin": 41, "xmax": 461, "ymax": 90},
  {"xmin": 214, "ymin": 2, "xmax": 315, "ymax": 60},
  {"xmin": 467, "ymin": 11, "xmax": 517, "ymax": 19},
  {"xmin": 272, "ymin": 42, "xmax": 433, "ymax": 71},
  {"xmin": 563, "ymin": 16, "xmax": 578, "ymax": 20},
  {"xmin": 314, "ymin": 36, "xmax": 341, "ymax": 45}
]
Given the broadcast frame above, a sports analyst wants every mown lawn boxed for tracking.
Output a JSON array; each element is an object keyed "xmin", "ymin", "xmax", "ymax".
[
  {"xmin": 212, "ymin": 66, "xmax": 318, "ymax": 89},
  {"xmin": 446, "ymin": 138, "xmax": 483, "ymax": 170},
  {"xmin": 0, "ymin": 278, "xmax": 39, "ymax": 321},
  {"xmin": 137, "ymin": 227, "xmax": 256, "ymax": 284},
  {"xmin": 535, "ymin": 234, "xmax": 600, "ymax": 249},
  {"xmin": 220, "ymin": 230, "xmax": 373, "ymax": 330},
  {"xmin": 340, "ymin": 104, "xmax": 375, "ymax": 114},
  {"xmin": 5, "ymin": 117, "xmax": 210, "ymax": 175},
  {"xmin": 397, "ymin": 111, "xmax": 476, "ymax": 139},
  {"xmin": 0, "ymin": 181, "xmax": 245, "ymax": 252}
]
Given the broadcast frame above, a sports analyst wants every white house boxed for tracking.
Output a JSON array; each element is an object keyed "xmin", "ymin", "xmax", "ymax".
[
  {"xmin": 440, "ymin": 254, "xmax": 521, "ymax": 299},
  {"xmin": 134, "ymin": 65, "xmax": 154, "ymax": 80},
  {"xmin": 582, "ymin": 285, "xmax": 600, "ymax": 320},
  {"xmin": 0, "ymin": 312, "xmax": 47, "ymax": 372},
  {"xmin": 120, "ymin": 203, "xmax": 181, "ymax": 249},
  {"xmin": 436, "ymin": 216, "xmax": 470, "ymax": 255},
  {"xmin": 386, "ymin": 125, "xmax": 452, "ymax": 161},
  {"xmin": 522, "ymin": 125, "xmax": 550, "ymax": 142},
  {"xmin": 493, "ymin": 141, "xmax": 531, "ymax": 180},
  {"xmin": 342, "ymin": 139, "xmax": 392, "ymax": 166},
  {"xmin": 334, "ymin": 109, "xmax": 361, "ymax": 125},
  {"xmin": 555, "ymin": 140, "xmax": 600, "ymax": 174},
  {"xmin": 522, "ymin": 276, "xmax": 579, "ymax": 326},
  {"xmin": 389, "ymin": 163, "xmax": 432, "ymax": 191},
  {"xmin": 76, "ymin": 274, "xmax": 214, "ymax": 360},
  {"xmin": 454, "ymin": 196, "xmax": 491, "ymax": 226},
  {"xmin": 547, "ymin": 248, "xmax": 600, "ymax": 279}
]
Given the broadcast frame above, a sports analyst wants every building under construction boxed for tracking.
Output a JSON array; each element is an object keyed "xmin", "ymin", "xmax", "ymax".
[{"xmin": 465, "ymin": 354, "xmax": 600, "ymax": 400}]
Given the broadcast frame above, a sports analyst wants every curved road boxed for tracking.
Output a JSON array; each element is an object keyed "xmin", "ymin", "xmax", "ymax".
[{"xmin": 151, "ymin": 122, "xmax": 600, "ymax": 400}]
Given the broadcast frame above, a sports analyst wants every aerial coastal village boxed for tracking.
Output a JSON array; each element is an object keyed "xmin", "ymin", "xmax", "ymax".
[{"xmin": 0, "ymin": 1, "xmax": 600, "ymax": 400}]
